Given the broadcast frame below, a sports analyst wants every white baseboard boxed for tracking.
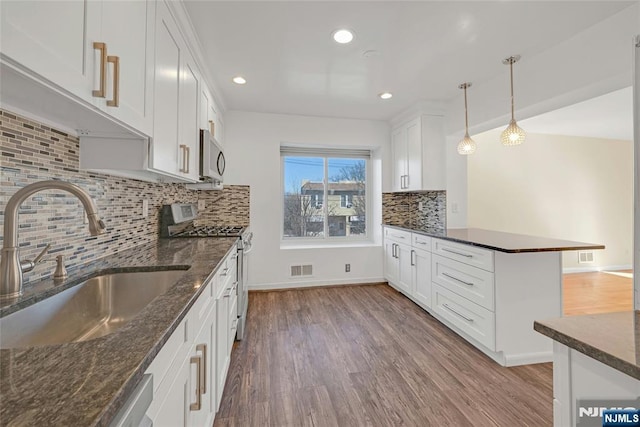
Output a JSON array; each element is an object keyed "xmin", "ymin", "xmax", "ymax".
[
  {"xmin": 248, "ymin": 276, "xmax": 386, "ymax": 291},
  {"xmin": 562, "ymin": 264, "xmax": 632, "ymax": 274},
  {"xmin": 503, "ymin": 351, "xmax": 553, "ymax": 367}
]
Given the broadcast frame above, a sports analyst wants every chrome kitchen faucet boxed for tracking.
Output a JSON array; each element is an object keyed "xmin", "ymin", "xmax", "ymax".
[{"xmin": 0, "ymin": 180, "xmax": 106, "ymax": 301}]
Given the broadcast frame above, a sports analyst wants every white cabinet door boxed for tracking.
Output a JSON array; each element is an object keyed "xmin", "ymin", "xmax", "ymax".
[
  {"xmin": 1, "ymin": 0, "xmax": 100, "ymax": 101},
  {"xmin": 405, "ymin": 117, "xmax": 422, "ymax": 191},
  {"xmin": 205, "ymin": 302, "xmax": 218, "ymax": 425},
  {"xmin": 384, "ymin": 240, "xmax": 399, "ymax": 284},
  {"xmin": 412, "ymin": 248, "xmax": 432, "ymax": 308},
  {"xmin": 151, "ymin": 353, "xmax": 191, "ymax": 427},
  {"xmin": 150, "ymin": 0, "xmax": 181, "ymax": 176},
  {"xmin": 179, "ymin": 53, "xmax": 200, "ymax": 181},
  {"xmin": 99, "ymin": 0, "xmax": 154, "ymax": 135},
  {"xmin": 396, "ymin": 243, "xmax": 413, "ymax": 295},
  {"xmin": 215, "ymin": 288, "xmax": 230, "ymax": 412},
  {"xmin": 189, "ymin": 312, "xmax": 213, "ymax": 427},
  {"xmin": 391, "ymin": 126, "xmax": 406, "ymax": 191}
]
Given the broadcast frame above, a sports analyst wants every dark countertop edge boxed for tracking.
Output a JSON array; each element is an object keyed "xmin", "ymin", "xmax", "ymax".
[
  {"xmin": 382, "ymin": 224, "xmax": 605, "ymax": 253},
  {"xmin": 93, "ymin": 242, "xmax": 238, "ymax": 427},
  {"xmin": 534, "ymin": 320, "xmax": 640, "ymax": 381}
]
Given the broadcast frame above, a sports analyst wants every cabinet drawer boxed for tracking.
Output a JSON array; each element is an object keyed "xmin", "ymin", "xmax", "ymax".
[
  {"xmin": 432, "ymin": 283, "xmax": 496, "ymax": 350},
  {"xmin": 432, "ymin": 238, "xmax": 494, "ymax": 272},
  {"xmin": 384, "ymin": 227, "xmax": 411, "ymax": 244},
  {"xmin": 412, "ymin": 233, "xmax": 431, "ymax": 249},
  {"xmin": 189, "ymin": 278, "xmax": 214, "ymax": 339},
  {"xmin": 432, "ymin": 254, "xmax": 495, "ymax": 311}
]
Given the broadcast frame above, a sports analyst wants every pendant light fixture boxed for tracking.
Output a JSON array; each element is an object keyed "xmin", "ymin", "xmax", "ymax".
[
  {"xmin": 501, "ymin": 55, "xmax": 526, "ymax": 146},
  {"xmin": 457, "ymin": 82, "xmax": 476, "ymax": 155}
]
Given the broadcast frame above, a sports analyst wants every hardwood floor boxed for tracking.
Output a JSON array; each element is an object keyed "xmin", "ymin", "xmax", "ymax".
[
  {"xmin": 214, "ymin": 285, "xmax": 552, "ymax": 427},
  {"xmin": 563, "ymin": 270, "xmax": 633, "ymax": 316}
]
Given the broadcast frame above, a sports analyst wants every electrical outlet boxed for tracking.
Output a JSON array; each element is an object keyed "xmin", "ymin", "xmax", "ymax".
[
  {"xmin": 418, "ymin": 201, "xmax": 424, "ymax": 212},
  {"xmin": 142, "ymin": 199, "xmax": 149, "ymax": 218},
  {"xmin": 198, "ymin": 200, "xmax": 206, "ymax": 210},
  {"xmin": 83, "ymin": 210, "xmax": 88, "ymax": 224},
  {"xmin": 345, "ymin": 264, "xmax": 350, "ymax": 273},
  {"xmin": 452, "ymin": 202, "xmax": 459, "ymax": 213}
]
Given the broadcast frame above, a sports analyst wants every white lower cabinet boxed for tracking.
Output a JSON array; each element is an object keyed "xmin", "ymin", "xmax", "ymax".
[
  {"xmin": 145, "ymin": 247, "xmax": 237, "ymax": 426},
  {"xmin": 384, "ymin": 227, "xmax": 431, "ymax": 309},
  {"xmin": 384, "ymin": 226, "xmax": 562, "ymax": 366}
]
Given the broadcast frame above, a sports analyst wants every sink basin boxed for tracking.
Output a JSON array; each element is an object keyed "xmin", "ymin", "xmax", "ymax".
[{"xmin": 0, "ymin": 270, "xmax": 186, "ymax": 349}]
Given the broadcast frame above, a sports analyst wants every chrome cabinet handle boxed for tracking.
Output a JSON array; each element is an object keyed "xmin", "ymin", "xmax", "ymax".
[
  {"xmin": 410, "ymin": 250, "xmax": 415, "ymax": 266},
  {"xmin": 415, "ymin": 240, "xmax": 428, "ymax": 245},
  {"xmin": 442, "ymin": 272, "xmax": 474, "ymax": 287},
  {"xmin": 196, "ymin": 344, "xmax": 207, "ymax": 394},
  {"xmin": 106, "ymin": 55, "xmax": 120, "ymax": 107},
  {"xmin": 223, "ymin": 287, "xmax": 232, "ymax": 298},
  {"xmin": 441, "ymin": 247, "xmax": 473, "ymax": 258},
  {"xmin": 391, "ymin": 243, "xmax": 397, "ymax": 258},
  {"xmin": 442, "ymin": 303, "xmax": 474, "ymax": 322},
  {"xmin": 93, "ymin": 42, "xmax": 107, "ymax": 98},
  {"xmin": 220, "ymin": 267, "xmax": 229, "ymax": 276},
  {"xmin": 190, "ymin": 356, "xmax": 202, "ymax": 410}
]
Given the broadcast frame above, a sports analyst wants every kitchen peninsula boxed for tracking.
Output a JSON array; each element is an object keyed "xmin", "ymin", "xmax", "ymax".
[{"xmin": 383, "ymin": 225, "xmax": 604, "ymax": 366}]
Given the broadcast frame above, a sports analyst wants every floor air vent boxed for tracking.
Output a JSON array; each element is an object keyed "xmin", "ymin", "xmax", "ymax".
[{"xmin": 290, "ymin": 264, "xmax": 313, "ymax": 277}]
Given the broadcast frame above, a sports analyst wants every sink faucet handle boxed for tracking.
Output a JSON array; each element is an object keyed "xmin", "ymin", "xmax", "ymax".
[
  {"xmin": 20, "ymin": 244, "xmax": 51, "ymax": 273},
  {"xmin": 33, "ymin": 244, "xmax": 51, "ymax": 265}
]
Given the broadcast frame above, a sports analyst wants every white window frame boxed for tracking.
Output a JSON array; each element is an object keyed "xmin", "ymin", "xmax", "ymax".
[{"xmin": 280, "ymin": 146, "xmax": 371, "ymax": 244}]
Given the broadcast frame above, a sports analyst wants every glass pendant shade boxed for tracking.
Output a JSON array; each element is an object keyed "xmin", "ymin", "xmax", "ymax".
[
  {"xmin": 457, "ymin": 132, "xmax": 477, "ymax": 154},
  {"xmin": 501, "ymin": 119, "xmax": 526, "ymax": 146}
]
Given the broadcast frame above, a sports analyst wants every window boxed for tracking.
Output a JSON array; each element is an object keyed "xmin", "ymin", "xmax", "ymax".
[{"xmin": 282, "ymin": 146, "xmax": 369, "ymax": 240}]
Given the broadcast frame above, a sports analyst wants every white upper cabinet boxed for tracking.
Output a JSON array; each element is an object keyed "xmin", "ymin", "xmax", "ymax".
[
  {"xmin": 1, "ymin": 0, "xmax": 100, "ymax": 100},
  {"xmin": 179, "ymin": 52, "xmax": 201, "ymax": 181},
  {"xmin": 98, "ymin": 0, "xmax": 155, "ymax": 135},
  {"xmin": 200, "ymin": 84, "xmax": 224, "ymax": 146},
  {"xmin": 391, "ymin": 114, "xmax": 445, "ymax": 192},
  {"xmin": 150, "ymin": 0, "xmax": 182, "ymax": 177},
  {"xmin": 1, "ymin": 0, "xmax": 153, "ymax": 135}
]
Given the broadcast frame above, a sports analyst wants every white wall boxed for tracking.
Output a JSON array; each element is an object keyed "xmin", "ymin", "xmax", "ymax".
[
  {"xmin": 468, "ymin": 130, "xmax": 633, "ymax": 272},
  {"xmin": 224, "ymin": 111, "xmax": 390, "ymax": 289},
  {"xmin": 443, "ymin": 3, "xmax": 640, "ymax": 228}
]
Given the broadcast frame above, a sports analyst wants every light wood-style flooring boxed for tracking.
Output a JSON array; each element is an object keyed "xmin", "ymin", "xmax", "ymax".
[
  {"xmin": 563, "ymin": 270, "xmax": 633, "ymax": 316},
  {"xmin": 214, "ymin": 284, "xmax": 552, "ymax": 426}
]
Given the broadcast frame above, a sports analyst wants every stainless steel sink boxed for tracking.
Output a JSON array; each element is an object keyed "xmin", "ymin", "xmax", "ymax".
[{"xmin": 0, "ymin": 270, "xmax": 186, "ymax": 349}]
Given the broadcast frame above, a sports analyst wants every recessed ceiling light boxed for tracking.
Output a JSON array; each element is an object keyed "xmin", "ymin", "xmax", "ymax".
[
  {"xmin": 379, "ymin": 92, "xmax": 393, "ymax": 100},
  {"xmin": 232, "ymin": 76, "xmax": 246, "ymax": 85},
  {"xmin": 332, "ymin": 29, "xmax": 354, "ymax": 44}
]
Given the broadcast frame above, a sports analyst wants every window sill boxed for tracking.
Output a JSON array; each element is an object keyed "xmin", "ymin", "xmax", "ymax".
[{"xmin": 280, "ymin": 239, "xmax": 378, "ymax": 250}]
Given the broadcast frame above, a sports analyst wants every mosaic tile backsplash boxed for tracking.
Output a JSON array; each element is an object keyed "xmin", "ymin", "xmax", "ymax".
[
  {"xmin": 382, "ymin": 191, "xmax": 446, "ymax": 231},
  {"xmin": 0, "ymin": 109, "xmax": 249, "ymax": 284}
]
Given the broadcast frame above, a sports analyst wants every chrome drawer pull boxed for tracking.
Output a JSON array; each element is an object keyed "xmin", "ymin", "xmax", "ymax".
[
  {"xmin": 410, "ymin": 250, "xmax": 415, "ymax": 266},
  {"xmin": 441, "ymin": 247, "xmax": 473, "ymax": 258},
  {"xmin": 442, "ymin": 303, "xmax": 474, "ymax": 322},
  {"xmin": 415, "ymin": 241, "xmax": 427, "ymax": 245},
  {"xmin": 442, "ymin": 272, "xmax": 474, "ymax": 287}
]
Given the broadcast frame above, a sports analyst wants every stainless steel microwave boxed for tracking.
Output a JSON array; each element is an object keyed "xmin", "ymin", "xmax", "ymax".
[{"xmin": 199, "ymin": 129, "xmax": 225, "ymax": 183}]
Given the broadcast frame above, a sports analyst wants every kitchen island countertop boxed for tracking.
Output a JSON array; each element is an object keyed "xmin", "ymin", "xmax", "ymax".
[
  {"xmin": 0, "ymin": 237, "xmax": 237, "ymax": 426},
  {"xmin": 535, "ymin": 311, "xmax": 640, "ymax": 381},
  {"xmin": 383, "ymin": 224, "xmax": 605, "ymax": 253}
]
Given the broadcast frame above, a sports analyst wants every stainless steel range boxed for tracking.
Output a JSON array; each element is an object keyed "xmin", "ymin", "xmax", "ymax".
[{"xmin": 159, "ymin": 203, "xmax": 252, "ymax": 340}]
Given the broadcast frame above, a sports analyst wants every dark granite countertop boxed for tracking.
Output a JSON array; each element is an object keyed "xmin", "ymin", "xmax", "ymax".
[
  {"xmin": 535, "ymin": 311, "xmax": 640, "ymax": 380},
  {"xmin": 383, "ymin": 224, "xmax": 605, "ymax": 253},
  {"xmin": 0, "ymin": 237, "xmax": 238, "ymax": 426}
]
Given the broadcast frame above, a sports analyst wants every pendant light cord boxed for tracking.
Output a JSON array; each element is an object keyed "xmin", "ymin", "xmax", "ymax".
[
  {"xmin": 509, "ymin": 60, "xmax": 515, "ymax": 120},
  {"xmin": 464, "ymin": 85, "xmax": 469, "ymax": 134}
]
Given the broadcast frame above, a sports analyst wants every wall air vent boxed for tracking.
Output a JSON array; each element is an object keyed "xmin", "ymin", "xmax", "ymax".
[
  {"xmin": 578, "ymin": 251, "xmax": 594, "ymax": 264},
  {"xmin": 290, "ymin": 264, "xmax": 313, "ymax": 277}
]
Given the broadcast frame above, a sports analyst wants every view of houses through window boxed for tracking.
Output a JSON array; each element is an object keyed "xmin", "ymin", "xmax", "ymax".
[{"xmin": 283, "ymin": 154, "xmax": 367, "ymax": 239}]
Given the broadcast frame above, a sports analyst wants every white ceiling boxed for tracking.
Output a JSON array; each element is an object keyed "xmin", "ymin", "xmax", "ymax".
[
  {"xmin": 183, "ymin": 1, "xmax": 634, "ymax": 121},
  {"xmin": 519, "ymin": 87, "xmax": 634, "ymax": 141}
]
